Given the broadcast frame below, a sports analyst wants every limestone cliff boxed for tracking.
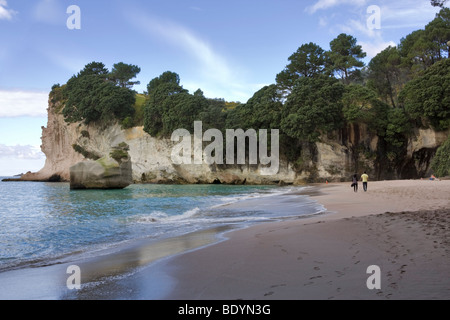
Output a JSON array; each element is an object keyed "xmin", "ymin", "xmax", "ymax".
[{"xmin": 20, "ymin": 97, "xmax": 449, "ymax": 184}]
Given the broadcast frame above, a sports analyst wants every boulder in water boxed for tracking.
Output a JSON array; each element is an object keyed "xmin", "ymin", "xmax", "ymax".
[{"xmin": 70, "ymin": 144, "xmax": 132, "ymax": 190}]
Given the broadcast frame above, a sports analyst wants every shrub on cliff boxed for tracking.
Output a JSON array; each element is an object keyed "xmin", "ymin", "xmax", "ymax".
[
  {"xmin": 432, "ymin": 136, "xmax": 450, "ymax": 177},
  {"xmin": 281, "ymin": 76, "xmax": 345, "ymax": 142},
  {"xmin": 143, "ymin": 72, "xmax": 225, "ymax": 137},
  {"xmin": 62, "ymin": 62, "xmax": 136, "ymax": 125},
  {"xmin": 399, "ymin": 58, "xmax": 450, "ymax": 131}
]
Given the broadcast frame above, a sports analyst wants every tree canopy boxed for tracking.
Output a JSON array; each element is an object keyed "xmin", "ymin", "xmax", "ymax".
[
  {"xmin": 61, "ymin": 62, "xmax": 136, "ymax": 125},
  {"xmin": 327, "ymin": 33, "xmax": 367, "ymax": 84},
  {"xmin": 281, "ymin": 76, "xmax": 345, "ymax": 142},
  {"xmin": 109, "ymin": 62, "xmax": 141, "ymax": 89},
  {"xmin": 399, "ymin": 58, "xmax": 450, "ymax": 131},
  {"xmin": 276, "ymin": 43, "xmax": 327, "ymax": 91},
  {"xmin": 431, "ymin": 135, "xmax": 450, "ymax": 177}
]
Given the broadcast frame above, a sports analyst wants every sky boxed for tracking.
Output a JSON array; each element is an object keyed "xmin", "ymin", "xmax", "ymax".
[{"xmin": 0, "ymin": 0, "xmax": 444, "ymax": 176}]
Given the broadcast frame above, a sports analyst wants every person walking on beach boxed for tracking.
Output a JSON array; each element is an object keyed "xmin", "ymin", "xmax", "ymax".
[
  {"xmin": 361, "ymin": 171, "xmax": 369, "ymax": 192},
  {"xmin": 352, "ymin": 174, "xmax": 358, "ymax": 192}
]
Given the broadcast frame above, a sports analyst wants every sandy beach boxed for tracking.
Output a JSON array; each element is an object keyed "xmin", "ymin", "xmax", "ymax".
[{"xmin": 160, "ymin": 179, "xmax": 450, "ymax": 300}]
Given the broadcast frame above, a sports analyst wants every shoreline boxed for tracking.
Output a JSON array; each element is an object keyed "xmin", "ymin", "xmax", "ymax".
[{"xmin": 0, "ymin": 184, "xmax": 320, "ymax": 300}]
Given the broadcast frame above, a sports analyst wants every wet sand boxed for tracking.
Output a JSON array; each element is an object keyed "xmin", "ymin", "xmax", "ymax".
[{"xmin": 160, "ymin": 180, "xmax": 450, "ymax": 300}]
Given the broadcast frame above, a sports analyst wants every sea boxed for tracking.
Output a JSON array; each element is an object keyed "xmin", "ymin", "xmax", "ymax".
[{"xmin": 0, "ymin": 178, "xmax": 325, "ymax": 298}]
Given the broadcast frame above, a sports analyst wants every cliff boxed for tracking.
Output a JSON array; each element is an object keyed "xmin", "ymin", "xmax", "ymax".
[{"xmin": 20, "ymin": 97, "xmax": 449, "ymax": 184}]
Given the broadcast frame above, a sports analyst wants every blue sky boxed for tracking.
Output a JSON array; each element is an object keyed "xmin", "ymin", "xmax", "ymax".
[{"xmin": 0, "ymin": 0, "xmax": 443, "ymax": 176}]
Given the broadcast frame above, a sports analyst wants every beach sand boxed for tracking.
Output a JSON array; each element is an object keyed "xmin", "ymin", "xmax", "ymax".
[{"xmin": 160, "ymin": 180, "xmax": 450, "ymax": 300}]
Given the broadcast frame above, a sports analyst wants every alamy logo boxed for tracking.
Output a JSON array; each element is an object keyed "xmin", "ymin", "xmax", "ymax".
[
  {"xmin": 367, "ymin": 5, "xmax": 381, "ymax": 30},
  {"xmin": 366, "ymin": 265, "xmax": 381, "ymax": 290},
  {"xmin": 66, "ymin": 5, "xmax": 81, "ymax": 30},
  {"xmin": 66, "ymin": 265, "xmax": 81, "ymax": 290},
  {"xmin": 171, "ymin": 121, "xmax": 280, "ymax": 176}
]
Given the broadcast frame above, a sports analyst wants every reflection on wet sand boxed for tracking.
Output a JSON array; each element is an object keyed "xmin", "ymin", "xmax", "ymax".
[{"xmin": 62, "ymin": 225, "xmax": 234, "ymax": 299}]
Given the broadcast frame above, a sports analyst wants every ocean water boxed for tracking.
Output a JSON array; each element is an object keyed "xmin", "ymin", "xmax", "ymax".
[{"xmin": 0, "ymin": 178, "xmax": 324, "ymax": 274}]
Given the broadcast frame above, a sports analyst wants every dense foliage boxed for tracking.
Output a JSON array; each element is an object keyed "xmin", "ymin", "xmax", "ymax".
[
  {"xmin": 431, "ymin": 136, "xmax": 450, "ymax": 177},
  {"xmin": 399, "ymin": 59, "xmax": 450, "ymax": 130},
  {"xmin": 59, "ymin": 62, "xmax": 138, "ymax": 125},
  {"xmin": 143, "ymin": 71, "xmax": 227, "ymax": 137}
]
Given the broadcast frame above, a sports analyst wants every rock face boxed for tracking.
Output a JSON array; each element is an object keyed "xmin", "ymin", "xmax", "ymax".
[
  {"xmin": 70, "ymin": 146, "xmax": 133, "ymax": 190},
  {"xmin": 20, "ymin": 96, "xmax": 450, "ymax": 184}
]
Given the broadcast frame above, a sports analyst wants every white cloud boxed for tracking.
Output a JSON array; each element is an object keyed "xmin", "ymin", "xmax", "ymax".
[
  {"xmin": 307, "ymin": 0, "xmax": 368, "ymax": 14},
  {"xmin": 0, "ymin": 0, "xmax": 17, "ymax": 20},
  {"xmin": 129, "ymin": 13, "xmax": 233, "ymax": 82},
  {"xmin": 0, "ymin": 90, "xmax": 48, "ymax": 117},
  {"xmin": 360, "ymin": 40, "xmax": 397, "ymax": 59},
  {"xmin": 125, "ymin": 11, "xmax": 258, "ymax": 102},
  {"xmin": 380, "ymin": 2, "xmax": 441, "ymax": 30},
  {"xmin": 338, "ymin": 18, "xmax": 378, "ymax": 38},
  {"xmin": 319, "ymin": 17, "xmax": 329, "ymax": 27},
  {"xmin": 0, "ymin": 144, "xmax": 44, "ymax": 160}
]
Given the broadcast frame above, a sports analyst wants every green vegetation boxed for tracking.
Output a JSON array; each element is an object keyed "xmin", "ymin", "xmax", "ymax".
[
  {"xmin": 58, "ymin": 62, "xmax": 138, "ymax": 125},
  {"xmin": 110, "ymin": 142, "xmax": 130, "ymax": 164},
  {"xmin": 399, "ymin": 59, "xmax": 450, "ymax": 131},
  {"xmin": 80, "ymin": 130, "xmax": 90, "ymax": 139},
  {"xmin": 143, "ymin": 71, "xmax": 228, "ymax": 137},
  {"xmin": 109, "ymin": 62, "xmax": 141, "ymax": 89},
  {"xmin": 432, "ymin": 136, "xmax": 450, "ymax": 177},
  {"xmin": 110, "ymin": 149, "xmax": 129, "ymax": 163},
  {"xmin": 72, "ymin": 144, "xmax": 101, "ymax": 160},
  {"xmin": 281, "ymin": 76, "xmax": 345, "ymax": 142}
]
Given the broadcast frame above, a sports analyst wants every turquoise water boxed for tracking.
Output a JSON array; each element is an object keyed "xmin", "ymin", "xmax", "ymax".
[{"xmin": 0, "ymin": 179, "xmax": 323, "ymax": 273}]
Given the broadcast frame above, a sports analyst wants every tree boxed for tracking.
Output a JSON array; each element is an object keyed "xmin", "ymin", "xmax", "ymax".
[
  {"xmin": 399, "ymin": 59, "xmax": 450, "ymax": 131},
  {"xmin": 147, "ymin": 71, "xmax": 183, "ymax": 94},
  {"xmin": 109, "ymin": 62, "xmax": 141, "ymax": 89},
  {"xmin": 201, "ymin": 98, "xmax": 227, "ymax": 132},
  {"xmin": 227, "ymin": 85, "xmax": 282, "ymax": 130},
  {"xmin": 63, "ymin": 75, "xmax": 135, "ymax": 125},
  {"xmin": 367, "ymin": 46, "xmax": 403, "ymax": 107},
  {"xmin": 160, "ymin": 92, "xmax": 207, "ymax": 135},
  {"xmin": 327, "ymin": 34, "xmax": 366, "ymax": 84},
  {"xmin": 78, "ymin": 61, "xmax": 109, "ymax": 77},
  {"xmin": 431, "ymin": 136, "xmax": 450, "ymax": 177},
  {"xmin": 431, "ymin": 0, "xmax": 448, "ymax": 7},
  {"xmin": 143, "ymin": 71, "xmax": 188, "ymax": 136},
  {"xmin": 399, "ymin": 18, "xmax": 448, "ymax": 75},
  {"xmin": 342, "ymin": 84, "xmax": 379, "ymax": 124},
  {"xmin": 276, "ymin": 43, "xmax": 328, "ymax": 91},
  {"xmin": 143, "ymin": 72, "xmax": 211, "ymax": 137},
  {"xmin": 425, "ymin": 8, "xmax": 450, "ymax": 59},
  {"xmin": 281, "ymin": 76, "xmax": 345, "ymax": 142},
  {"xmin": 62, "ymin": 62, "xmax": 135, "ymax": 125}
]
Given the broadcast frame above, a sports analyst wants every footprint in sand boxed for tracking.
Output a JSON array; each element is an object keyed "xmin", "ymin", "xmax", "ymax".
[
  {"xmin": 335, "ymin": 271, "xmax": 345, "ymax": 278},
  {"xmin": 271, "ymin": 284, "xmax": 287, "ymax": 289}
]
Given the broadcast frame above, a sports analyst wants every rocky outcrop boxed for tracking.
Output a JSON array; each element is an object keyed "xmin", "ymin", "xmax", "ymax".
[
  {"xmin": 70, "ymin": 144, "xmax": 133, "ymax": 189},
  {"xmin": 20, "ymin": 96, "xmax": 449, "ymax": 184},
  {"xmin": 401, "ymin": 128, "xmax": 450, "ymax": 179}
]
